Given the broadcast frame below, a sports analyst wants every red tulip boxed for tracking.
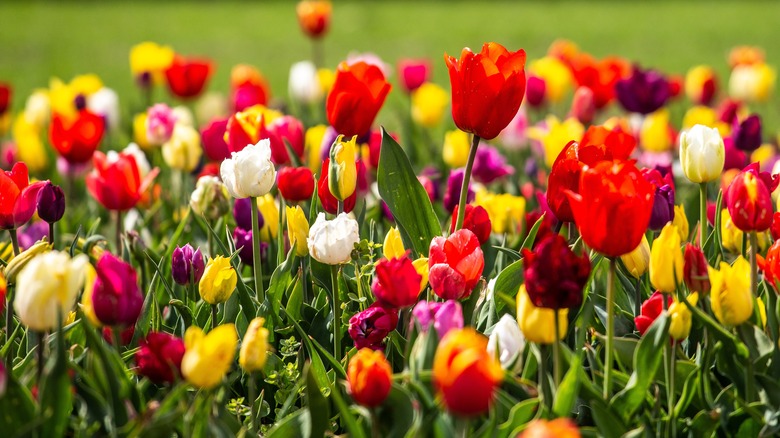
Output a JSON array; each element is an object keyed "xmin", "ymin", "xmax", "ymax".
[
  {"xmin": 450, "ymin": 204, "xmax": 491, "ymax": 245},
  {"xmin": 277, "ymin": 167, "xmax": 314, "ymax": 202},
  {"xmin": 317, "ymin": 158, "xmax": 356, "ymax": 214},
  {"xmin": 230, "ymin": 65, "xmax": 271, "ymax": 112},
  {"xmin": 726, "ymin": 162, "xmax": 779, "ymax": 232},
  {"xmin": 770, "ymin": 212, "xmax": 780, "ymax": 241},
  {"xmin": 372, "ymin": 255, "xmax": 422, "ymax": 308},
  {"xmin": 296, "ymin": 0, "xmax": 332, "ymax": 39},
  {"xmin": 86, "ymin": 151, "xmax": 159, "ymax": 211},
  {"xmin": 326, "ymin": 61, "xmax": 391, "ymax": 137},
  {"xmin": 445, "ymin": 42, "xmax": 527, "ymax": 140},
  {"xmin": 0, "ymin": 162, "xmax": 46, "ymax": 230},
  {"xmin": 634, "ymin": 291, "xmax": 672, "ymax": 335},
  {"xmin": 135, "ymin": 332, "xmax": 185, "ymax": 384},
  {"xmin": 165, "ymin": 56, "xmax": 213, "ymax": 99},
  {"xmin": 200, "ymin": 118, "xmax": 231, "ymax": 162},
  {"xmin": 0, "ymin": 83, "xmax": 11, "ymax": 115},
  {"xmin": 225, "ymin": 110, "xmax": 261, "ymax": 153},
  {"xmin": 683, "ymin": 244, "xmax": 710, "ymax": 295},
  {"xmin": 570, "ymin": 53, "xmax": 630, "ymax": 109},
  {"xmin": 49, "ymin": 110, "xmax": 105, "ymax": 164},
  {"xmin": 398, "ymin": 58, "xmax": 431, "ymax": 93},
  {"xmin": 566, "ymin": 160, "xmax": 655, "ymax": 258},
  {"xmin": 525, "ymin": 76, "xmax": 546, "ymax": 108},
  {"xmin": 522, "ymin": 233, "xmax": 591, "ymax": 309},
  {"xmin": 428, "ymin": 229, "xmax": 484, "ymax": 300},
  {"xmin": 265, "ymin": 115, "xmax": 305, "ymax": 165},
  {"xmin": 92, "ymin": 252, "xmax": 144, "ymax": 327},
  {"xmin": 347, "ymin": 348, "xmax": 392, "ymax": 408}
]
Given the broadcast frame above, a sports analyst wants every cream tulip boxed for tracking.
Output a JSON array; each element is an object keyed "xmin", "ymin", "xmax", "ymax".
[
  {"xmin": 220, "ymin": 139, "xmax": 276, "ymax": 199},
  {"xmin": 307, "ymin": 213, "xmax": 360, "ymax": 265}
]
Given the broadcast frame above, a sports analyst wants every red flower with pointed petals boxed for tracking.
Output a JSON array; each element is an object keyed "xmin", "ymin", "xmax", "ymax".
[
  {"xmin": 450, "ymin": 204, "xmax": 491, "ymax": 245},
  {"xmin": 49, "ymin": 110, "xmax": 105, "ymax": 164},
  {"xmin": 165, "ymin": 56, "xmax": 213, "ymax": 99},
  {"xmin": 445, "ymin": 43, "xmax": 527, "ymax": 140},
  {"xmin": 634, "ymin": 291, "xmax": 672, "ymax": 335},
  {"xmin": 0, "ymin": 162, "xmax": 46, "ymax": 230},
  {"xmin": 86, "ymin": 151, "xmax": 159, "ymax": 211},
  {"xmin": 726, "ymin": 162, "xmax": 780, "ymax": 232},
  {"xmin": 317, "ymin": 158, "xmax": 356, "ymax": 214},
  {"xmin": 326, "ymin": 61, "xmax": 391, "ymax": 137},
  {"xmin": 135, "ymin": 332, "xmax": 185, "ymax": 384},
  {"xmin": 570, "ymin": 54, "xmax": 630, "ymax": 109},
  {"xmin": 522, "ymin": 233, "xmax": 591, "ymax": 309},
  {"xmin": 372, "ymin": 255, "xmax": 422, "ymax": 308},
  {"xmin": 278, "ymin": 167, "xmax": 314, "ymax": 202},
  {"xmin": 428, "ymin": 229, "xmax": 484, "ymax": 300}
]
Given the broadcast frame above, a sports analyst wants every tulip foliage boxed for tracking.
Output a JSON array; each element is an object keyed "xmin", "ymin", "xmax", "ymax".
[{"xmin": 3, "ymin": 7, "xmax": 780, "ymax": 438}]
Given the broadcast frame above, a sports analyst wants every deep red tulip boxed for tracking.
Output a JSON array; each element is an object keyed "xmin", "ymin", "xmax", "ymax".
[
  {"xmin": 326, "ymin": 61, "xmax": 391, "ymax": 137},
  {"xmin": 278, "ymin": 167, "xmax": 315, "ymax": 202},
  {"xmin": 0, "ymin": 83, "xmax": 11, "ymax": 115},
  {"xmin": 49, "ymin": 110, "xmax": 105, "ymax": 164},
  {"xmin": 372, "ymin": 255, "xmax": 422, "ymax": 308},
  {"xmin": 732, "ymin": 114, "xmax": 762, "ymax": 152},
  {"xmin": 92, "ymin": 252, "xmax": 144, "ymax": 327},
  {"xmin": 726, "ymin": 162, "xmax": 779, "ymax": 232},
  {"xmin": 266, "ymin": 115, "xmax": 305, "ymax": 165},
  {"xmin": 348, "ymin": 304, "xmax": 399, "ymax": 350},
  {"xmin": 165, "ymin": 56, "xmax": 213, "ymax": 99},
  {"xmin": 445, "ymin": 42, "xmax": 527, "ymax": 140},
  {"xmin": 770, "ymin": 212, "xmax": 780, "ymax": 241},
  {"xmin": 450, "ymin": 204, "xmax": 491, "ymax": 245},
  {"xmin": 429, "ymin": 229, "xmax": 484, "ymax": 300},
  {"xmin": 201, "ymin": 118, "xmax": 231, "ymax": 162},
  {"xmin": 525, "ymin": 76, "xmax": 546, "ymax": 108},
  {"xmin": 683, "ymin": 244, "xmax": 710, "ymax": 295},
  {"xmin": 615, "ymin": 65, "xmax": 671, "ymax": 115},
  {"xmin": 398, "ymin": 58, "xmax": 431, "ymax": 93},
  {"xmin": 317, "ymin": 158, "xmax": 356, "ymax": 214},
  {"xmin": 522, "ymin": 233, "xmax": 591, "ymax": 309},
  {"xmin": 86, "ymin": 151, "xmax": 159, "ymax": 211},
  {"xmin": 0, "ymin": 162, "xmax": 46, "ymax": 230},
  {"xmin": 566, "ymin": 160, "xmax": 655, "ymax": 258},
  {"xmin": 135, "ymin": 332, "xmax": 185, "ymax": 384},
  {"xmin": 634, "ymin": 291, "xmax": 672, "ymax": 335}
]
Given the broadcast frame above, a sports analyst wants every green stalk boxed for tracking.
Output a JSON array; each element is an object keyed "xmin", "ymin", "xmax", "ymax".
[
  {"xmin": 604, "ymin": 258, "xmax": 616, "ymax": 399},
  {"xmin": 331, "ymin": 266, "xmax": 342, "ymax": 359},
  {"xmin": 454, "ymin": 134, "xmax": 480, "ymax": 231},
  {"xmin": 699, "ymin": 182, "xmax": 707, "ymax": 247},
  {"xmin": 553, "ymin": 308, "xmax": 561, "ymax": 388},
  {"xmin": 250, "ymin": 197, "xmax": 265, "ymax": 303}
]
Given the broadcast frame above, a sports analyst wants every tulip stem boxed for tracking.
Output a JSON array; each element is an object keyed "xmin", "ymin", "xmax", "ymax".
[
  {"xmin": 669, "ymin": 340, "xmax": 677, "ymax": 438},
  {"xmin": 251, "ymin": 197, "xmax": 265, "ymax": 304},
  {"xmin": 211, "ymin": 304, "xmax": 218, "ymax": 331},
  {"xmin": 8, "ymin": 229, "xmax": 19, "ymax": 256},
  {"xmin": 604, "ymin": 258, "xmax": 616, "ymax": 399},
  {"xmin": 454, "ymin": 134, "xmax": 480, "ymax": 231},
  {"xmin": 37, "ymin": 331, "xmax": 46, "ymax": 384},
  {"xmin": 48, "ymin": 222, "xmax": 55, "ymax": 246},
  {"xmin": 331, "ymin": 265, "xmax": 342, "ymax": 359},
  {"xmin": 699, "ymin": 183, "xmax": 707, "ymax": 248},
  {"xmin": 115, "ymin": 210, "xmax": 123, "ymax": 258},
  {"xmin": 337, "ymin": 200, "xmax": 344, "ymax": 215},
  {"xmin": 248, "ymin": 372, "xmax": 257, "ymax": 431},
  {"xmin": 750, "ymin": 231, "xmax": 758, "ymax": 299},
  {"xmin": 553, "ymin": 309, "xmax": 561, "ymax": 388}
]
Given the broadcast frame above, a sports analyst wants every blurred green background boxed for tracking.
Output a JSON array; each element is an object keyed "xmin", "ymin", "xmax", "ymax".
[{"xmin": 1, "ymin": 0, "xmax": 779, "ymax": 122}]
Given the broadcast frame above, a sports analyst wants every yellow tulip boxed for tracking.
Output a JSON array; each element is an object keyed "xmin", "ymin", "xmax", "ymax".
[
  {"xmin": 620, "ymin": 235, "xmax": 650, "ymax": 279},
  {"xmin": 257, "ymin": 194, "xmax": 280, "ymax": 242},
  {"xmin": 79, "ymin": 263, "xmax": 101, "ymax": 327},
  {"xmin": 709, "ymin": 257, "xmax": 753, "ymax": 327},
  {"xmin": 412, "ymin": 257, "xmax": 429, "ymax": 293},
  {"xmin": 239, "ymin": 317, "xmax": 269, "ymax": 372},
  {"xmin": 757, "ymin": 297, "xmax": 767, "ymax": 328},
  {"xmin": 673, "ymin": 205, "xmax": 689, "ymax": 242},
  {"xmin": 682, "ymin": 106, "xmax": 730, "ymax": 137},
  {"xmin": 729, "ymin": 63, "xmax": 776, "ymax": 103},
  {"xmin": 528, "ymin": 116, "xmax": 584, "ymax": 168},
  {"xmin": 133, "ymin": 113, "xmax": 152, "ymax": 150},
  {"xmin": 382, "ymin": 227, "xmax": 405, "ymax": 259},
  {"xmin": 528, "ymin": 56, "xmax": 573, "ymax": 103},
  {"xmin": 69, "ymin": 74, "xmax": 103, "ymax": 97},
  {"xmin": 182, "ymin": 324, "xmax": 238, "ymax": 389},
  {"xmin": 516, "ymin": 285, "xmax": 568, "ymax": 344},
  {"xmin": 48, "ymin": 77, "xmax": 77, "ymax": 120},
  {"xmin": 129, "ymin": 41, "xmax": 175, "ymax": 84},
  {"xmin": 328, "ymin": 135, "xmax": 358, "ymax": 201},
  {"xmin": 411, "ymin": 82, "xmax": 449, "ymax": 128},
  {"xmin": 12, "ymin": 115, "xmax": 47, "ymax": 173},
  {"xmin": 306, "ymin": 124, "xmax": 328, "ymax": 174},
  {"xmin": 475, "ymin": 190, "xmax": 526, "ymax": 235},
  {"xmin": 443, "ymin": 129, "xmax": 470, "ymax": 168},
  {"xmin": 669, "ymin": 293, "xmax": 698, "ymax": 341},
  {"xmin": 685, "ymin": 65, "xmax": 717, "ymax": 103},
  {"xmin": 199, "ymin": 256, "xmax": 237, "ymax": 305},
  {"xmin": 640, "ymin": 109, "xmax": 671, "ymax": 152},
  {"xmin": 317, "ymin": 68, "xmax": 335, "ymax": 94},
  {"xmin": 650, "ymin": 223, "xmax": 684, "ymax": 293},
  {"xmin": 751, "ymin": 144, "xmax": 775, "ymax": 168},
  {"xmin": 162, "ymin": 124, "xmax": 202, "ymax": 172},
  {"xmin": 286, "ymin": 205, "xmax": 309, "ymax": 256}
]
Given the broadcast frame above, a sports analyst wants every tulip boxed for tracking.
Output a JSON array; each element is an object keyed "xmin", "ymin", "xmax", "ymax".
[
  {"xmin": 201, "ymin": 118, "xmax": 231, "ymax": 162},
  {"xmin": 317, "ymin": 159, "xmax": 357, "ymax": 214},
  {"xmin": 132, "ymin": 113, "xmax": 152, "ymax": 150},
  {"xmin": 145, "ymin": 103, "xmax": 177, "ymax": 146},
  {"xmin": 13, "ymin": 251, "xmax": 88, "ymax": 331},
  {"xmin": 620, "ymin": 236, "xmax": 650, "ymax": 279},
  {"xmin": 277, "ymin": 167, "xmax": 315, "ymax": 202},
  {"xmin": 164, "ymin": 56, "xmax": 213, "ymax": 99},
  {"xmin": 257, "ymin": 194, "xmax": 280, "ymax": 242},
  {"xmin": 442, "ymin": 169, "xmax": 474, "ymax": 213},
  {"xmin": 326, "ymin": 61, "xmax": 391, "ymax": 137},
  {"xmin": 449, "ymin": 204, "xmax": 491, "ymax": 245},
  {"xmin": 729, "ymin": 63, "xmax": 776, "ymax": 103},
  {"xmin": 372, "ymin": 256, "xmax": 422, "ymax": 308},
  {"xmin": 239, "ymin": 317, "xmax": 269, "ymax": 372},
  {"xmin": 634, "ymin": 291, "xmax": 672, "ymax": 335},
  {"xmin": 649, "ymin": 223, "xmax": 684, "ymax": 294},
  {"xmin": 683, "ymin": 244, "xmax": 710, "ymax": 295},
  {"xmin": 199, "ymin": 256, "xmax": 237, "ymax": 305},
  {"xmin": 569, "ymin": 53, "xmax": 631, "ymax": 109},
  {"xmin": 530, "ymin": 116, "xmax": 586, "ymax": 168},
  {"xmin": 129, "ymin": 42, "xmax": 174, "ymax": 86},
  {"xmin": 347, "ymin": 348, "xmax": 392, "ymax": 407},
  {"xmin": 231, "ymin": 65, "xmax": 272, "ymax": 112},
  {"xmin": 443, "ymin": 129, "xmax": 470, "ymax": 168},
  {"xmin": 428, "ymin": 229, "xmax": 484, "ymax": 300},
  {"xmin": 487, "ymin": 313, "xmax": 525, "ymax": 373},
  {"xmin": 398, "ymin": 59, "xmax": 431, "ymax": 94},
  {"xmin": 189, "ymin": 176, "xmax": 230, "ymax": 222},
  {"xmin": 433, "ymin": 328, "xmax": 504, "ymax": 416},
  {"xmin": 522, "ymin": 233, "xmax": 591, "ymax": 309},
  {"xmin": 91, "ymin": 252, "xmax": 144, "ymax": 327},
  {"xmin": 382, "ymin": 227, "xmax": 405, "ymax": 259},
  {"xmin": 411, "ymin": 300, "xmax": 463, "ymax": 340},
  {"xmin": 348, "ymin": 304, "xmax": 399, "ymax": 350},
  {"xmin": 732, "ymin": 114, "xmax": 762, "ymax": 152},
  {"xmin": 471, "ymin": 145, "xmax": 514, "ymax": 184},
  {"xmin": 642, "ymin": 169, "xmax": 675, "ymax": 231},
  {"xmin": 567, "ymin": 160, "xmax": 655, "ymax": 258},
  {"xmin": 771, "ymin": 212, "xmax": 780, "ymax": 241},
  {"xmin": 231, "ymin": 227, "xmax": 253, "ymax": 265},
  {"xmin": 615, "ymin": 66, "xmax": 670, "ymax": 115},
  {"xmin": 639, "ymin": 109, "xmax": 673, "ymax": 153},
  {"xmin": 135, "ymin": 332, "xmax": 185, "ymax": 384},
  {"xmin": 569, "ymin": 86, "xmax": 596, "ymax": 125},
  {"xmin": 328, "ymin": 135, "xmax": 358, "ymax": 201},
  {"xmin": 0, "ymin": 162, "xmax": 46, "ymax": 231},
  {"xmin": 524, "ymin": 76, "xmax": 547, "ymax": 108},
  {"xmin": 685, "ymin": 65, "xmax": 718, "ymax": 106},
  {"xmin": 520, "ymin": 419, "xmax": 581, "ymax": 438},
  {"xmin": 86, "ymin": 150, "xmax": 159, "ymax": 211},
  {"xmin": 761, "ymin": 240, "xmax": 780, "ymax": 289},
  {"xmin": 445, "ymin": 43, "xmax": 527, "ymax": 140},
  {"xmin": 172, "ymin": 244, "xmax": 205, "ymax": 286},
  {"xmin": 233, "ymin": 197, "xmax": 263, "ymax": 232},
  {"xmin": 265, "ymin": 115, "xmax": 305, "ymax": 166},
  {"xmin": 528, "ymin": 56, "xmax": 573, "ymax": 103},
  {"xmin": 726, "ymin": 162, "xmax": 779, "ymax": 232},
  {"xmin": 181, "ymin": 324, "xmax": 237, "ymax": 389},
  {"xmin": 160, "ymin": 124, "xmax": 201, "ymax": 172},
  {"xmin": 411, "ymin": 82, "xmax": 449, "ymax": 128},
  {"xmin": 710, "ymin": 257, "xmax": 754, "ymax": 327},
  {"xmin": 286, "ymin": 205, "xmax": 309, "ymax": 256},
  {"xmin": 35, "ymin": 182, "xmax": 65, "ymax": 224},
  {"xmin": 296, "ymin": 0, "xmax": 331, "ymax": 39},
  {"xmin": 669, "ymin": 293, "xmax": 698, "ymax": 341},
  {"xmin": 474, "ymin": 191, "xmax": 525, "ymax": 235},
  {"xmin": 289, "ymin": 61, "xmax": 323, "ymax": 104},
  {"xmin": 673, "ymin": 205, "xmax": 690, "ymax": 242},
  {"xmin": 220, "ymin": 139, "xmax": 277, "ymax": 199},
  {"xmin": 49, "ymin": 110, "xmax": 105, "ymax": 164},
  {"xmin": 307, "ymin": 212, "xmax": 359, "ymax": 265}
]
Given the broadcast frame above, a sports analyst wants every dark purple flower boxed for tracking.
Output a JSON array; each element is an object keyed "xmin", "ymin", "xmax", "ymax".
[
  {"xmin": 615, "ymin": 66, "xmax": 670, "ymax": 115},
  {"xmin": 348, "ymin": 304, "xmax": 399, "ymax": 350},
  {"xmin": 732, "ymin": 114, "xmax": 762, "ymax": 152},
  {"xmin": 233, "ymin": 198, "xmax": 263, "ymax": 232},
  {"xmin": 522, "ymin": 233, "xmax": 591, "ymax": 309},
  {"xmin": 525, "ymin": 76, "xmax": 546, "ymax": 108},
  {"xmin": 171, "ymin": 244, "xmax": 205, "ymax": 286},
  {"xmin": 92, "ymin": 252, "xmax": 144, "ymax": 327},
  {"xmin": 723, "ymin": 137, "xmax": 748, "ymax": 170},
  {"xmin": 641, "ymin": 168, "xmax": 675, "ymax": 230},
  {"xmin": 36, "ymin": 182, "xmax": 65, "ymax": 224},
  {"xmin": 17, "ymin": 220, "xmax": 49, "ymax": 250},
  {"xmin": 472, "ymin": 145, "xmax": 514, "ymax": 184},
  {"xmin": 410, "ymin": 300, "xmax": 463, "ymax": 340},
  {"xmin": 232, "ymin": 227, "xmax": 267, "ymax": 266},
  {"xmin": 443, "ymin": 169, "xmax": 474, "ymax": 213}
]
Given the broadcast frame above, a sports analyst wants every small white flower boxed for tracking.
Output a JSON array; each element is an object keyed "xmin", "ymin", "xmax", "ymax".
[
  {"xmin": 487, "ymin": 314, "xmax": 525, "ymax": 374},
  {"xmin": 220, "ymin": 139, "xmax": 276, "ymax": 199},
  {"xmin": 289, "ymin": 61, "xmax": 323, "ymax": 104},
  {"xmin": 87, "ymin": 87, "xmax": 120, "ymax": 131},
  {"xmin": 163, "ymin": 124, "xmax": 202, "ymax": 172},
  {"xmin": 307, "ymin": 213, "xmax": 360, "ymax": 265},
  {"xmin": 679, "ymin": 124, "xmax": 725, "ymax": 184}
]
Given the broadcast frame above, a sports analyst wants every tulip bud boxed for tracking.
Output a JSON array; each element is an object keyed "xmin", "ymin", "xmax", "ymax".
[
  {"xmin": 732, "ymin": 114, "xmax": 762, "ymax": 152},
  {"xmin": 487, "ymin": 314, "xmax": 525, "ymax": 373},
  {"xmin": 372, "ymin": 256, "xmax": 422, "ymax": 308},
  {"xmin": 182, "ymin": 324, "xmax": 237, "ymax": 389},
  {"xmin": 135, "ymin": 332, "xmax": 185, "ymax": 384},
  {"xmin": 411, "ymin": 300, "xmax": 463, "ymax": 340},
  {"xmin": 239, "ymin": 317, "xmax": 269, "ymax": 372},
  {"xmin": 277, "ymin": 167, "xmax": 315, "ymax": 202},
  {"xmin": 710, "ymin": 257, "xmax": 754, "ymax": 327},
  {"xmin": 569, "ymin": 86, "xmax": 595, "ymax": 125},
  {"xmin": 36, "ymin": 181, "xmax": 65, "ymax": 224},
  {"xmin": 635, "ymin": 292, "xmax": 672, "ymax": 335},
  {"xmin": 162, "ymin": 124, "xmax": 202, "ymax": 172},
  {"xmin": 296, "ymin": 0, "xmax": 332, "ymax": 39},
  {"xmin": 673, "ymin": 205, "xmax": 689, "ymax": 242},
  {"xmin": 327, "ymin": 135, "xmax": 358, "ymax": 201},
  {"xmin": 347, "ymin": 348, "xmax": 392, "ymax": 408},
  {"xmin": 233, "ymin": 197, "xmax": 263, "ymax": 232},
  {"xmin": 679, "ymin": 124, "xmax": 726, "ymax": 184},
  {"xmin": 220, "ymin": 139, "xmax": 277, "ymax": 199},
  {"xmin": 286, "ymin": 205, "xmax": 309, "ymax": 256},
  {"xmin": 200, "ymin": 118, "xmax": 231, "ymax": 162},
  {"xmin": 620, "ymin": 235, "xmax": 650, "ymax": 279},
  {"xmin": 398, "ymin": 59, "xmax": 431, "ymax": 94},
  {"xmin": 232, "ymin": 227, "xmax": 254, "ymax": 265},
  {"xmin": 307, "ymin": 213, "xmax": 360, "ymax": 265},
  {"xmin": 522, "ymin": 233, "xmax": 590, "ymax": 309},
  {"xmin": 190, "ymin": 176, "xmax": 230, "ymax": 222},
  {"xmin": 669, "ymin": 293, "xmax": 698, "ymax": 341},
  {"xmin": 199, "ymin": 256, "xmax": 237, "ymax": 305},
  {"xmin": 650, "ymin": 223, "xmax": 684, "ymax": 294},
  {"xmin": 449, "ymin": 204, "xmax": 492, "ymax": 245},
  {"xmin": 516, "ymin": 285, "xmax": 568, "ymax": 344},
  {"xmin": 382, "ymin": 227, "xmax": 405, "ymax": 259},
  {"xmin": 683, "ymin": 244, "xmax": 710, "ymax": 295},
  {"xmin": 92, "ymin": 252, "xmax": 144, "ymax": 327},
  {"xmin": 257, "ymin": 194, "xmax": 280, "ymax": 242},
  {"xmin": 726, "ymin": 162, "xmax": 779, "ymax": 232},
  {"xmin": 525, "ymin": 76, "xmax": 546, "ymax": 107},
  {"xmin": 171, "ymin": 244, "xmax": 205, "ymax": 286},
  {"xmin": 428, "ymin": 229, "xmax": 484, "ymax": 300},
  {"xmin": 317, "ymin": 158, "xmax": 357, "ymax": 214},
  {"xmin": 348, "ymin": 304, "xmax": 399, "ymax": 350}
]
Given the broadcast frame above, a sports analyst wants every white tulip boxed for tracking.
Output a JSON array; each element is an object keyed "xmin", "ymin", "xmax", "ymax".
[
  {"xmin": 220, "ymin": 139, "xmax": 276, "ymax": 199},
  {"xmin": 679, "ymin": 124, "xmax": 725, "ymax": 184},
  {"xmin": 487, "ymin": 314, "xmax": 525, "ymax": 374},
  {"xmin": 289, "ymin": 61, "xmax": 323, "ymax": 104},
  {"xmin": 23, "ymin": 90, "xmax": 50, "ymax": 128},
  {"xmin": 87, "ymin": 87, "xmax": 120, "ymax": 131},
  {"xmin": 307, "ymin": 213, "xmax": 360, "ymax": 265},
  {"xmin": 172, "ymin": 106, "xmax": 195, "ymax": 127},
  {"xmin": 190, "ymin": 176, "xmax": 230, "ymax": 221},
  {"xmin": 163, "ymin": 124, "xmax": 202, "ymax": 172},
  {"xmin": 14, "ymin": 251, "xmax": 89, "ymax": 332}
]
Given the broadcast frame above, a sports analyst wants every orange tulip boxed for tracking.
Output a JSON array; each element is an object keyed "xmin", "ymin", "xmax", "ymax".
[
  {"xmin": 347, "ymin": 348, "xmax": 392, "ymax": 408},
  {"xmin": 296, "ymin": 0, "xmax": 332, "ymax": 39},
  {"xmin": 326, "ymin": 61, "xmax": 391, "ymax": 137}
]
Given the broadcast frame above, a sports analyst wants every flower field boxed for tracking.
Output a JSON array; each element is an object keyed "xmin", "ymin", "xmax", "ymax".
[{"xmin": 2, "ymin": 1, "xmax": 780, "ymax": 437}]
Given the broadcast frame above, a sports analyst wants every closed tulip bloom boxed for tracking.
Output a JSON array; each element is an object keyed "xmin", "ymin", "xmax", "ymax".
[
  {"xmin": 487, "ymin": 313, "xmax": 525, "ymax": 373},
  {"xmin": 669, "ymin": 293, "xmax": 698, "ymax": 341},
  {"xmin": 372, "ymin": 256, "xmax": 422, "ymax": 308},
  {"xmin": 190, "ymin": 176, "xmax": 230, "ymax": 221},
  {"xmin": 520, "ymin": 419, "xmax": 581, "ymax": 438},
  {"xmin": 566, "ymin": 160, "xmax": 655, "ymax": 258},
  {"xmin": 0, "ymin": 162, "xmax": 46, "ymax": 230},
  {"xmin": 317, "ymin": 158, "xmax": 357, "ymax": 214},
  {"xmin": 411, "ymin": 300, "xmax": 463, "ymax": 339},
  {"xmin": 277, "ymin": 167, "xmax": 314, "ymax": 202},
  {"xmin": 673, "ymin": 205, "xmax": 690, "ymax": 242},
  {"xmin": 135, "ymin": 332, "xmax": 185, "ymax": 384},
  {"xmin": 35, "ymin": 181, "xmax": 65, "ymax": 224},
  {"xmin": 411, "ymin": 82, "xmax": 449, "ymax": 128},
  {"xmin": 201, "ymin": 118, "xmax": 231, "ymax": 162},
  {"xmin": 443, "ymin": 129, "xmax": 471, "ymax": 168},
  {"xmin": 684, "ymin": 244, "xmax": 711, "ymax": 295},
  {"xmin": 347, "ymin": 348, "xmax": 393, "ymax": 408},
  {"xmin": 398, "ymin": 59, "xmax": 431, "ymax": 94},
  {"xmin": 382, "ymin": 227, "xmax": 405, "ymax": 259},
  {"xmin": 129, "ymin": 42, "xmax": 174, "ymax": 85},
  {"xmin": 620, "ymin": 235, "xmax": 650, "ymax": 279},
  {"xmin": 265, "ymin": 115, "xmax": 305, "ymax": 166},
  {"xmin": 433, "ymin": 328, "xmax": 504, "ymax": 416},
  {"xmin": 233, "ymin": 197, "xmax": 263, "ymax": 232},
  {"xmin": 239, "ymin": 317, "xmax": 269, "ymax": 372},
  {"xmin": 220, "ymin": 139, "xmax": 276, "ymax": 199},
  {"xmin": 726, "ymin": 162, "xmax": 779, "ymax": 232},
  {"xmin": 164, "ymin": 56, "xmax": 213, "ymax": 99},
  {"xmin": 286, "ymin": 205, "xmax": 309, "ymax": 256},
  {"xmin": 145, "ymin": 103, "xmax": 177, "ymax": 146},
  {"xmin": 49, "ymin": 110, "xmax": 105, "ymax": 164},
  {"xmin": 517, "ymin": 282, "xmax": 570, "ymax": 345},
  {"xmin": 348, "ymin": 304, "xmax": 399, "ymax": 350},
  {"xmin": 568, "ymin": 86, "xmax": 596, "ymax": 125},
  {"xmin": 92, "ymin": 252, "xmax": 144, "ymax": 327},
  {"xmin": 328, "ymin": 135, "xmax": 358, "ymax": 201},
  {"xmin": 449, "ymin": 204, "xmax": 492, "ymax": 245},
  {"xmin": 199, "ymin": 256, "xmax": 237, "ymax": 305},
  {"xmin": 14, "ymin": 251, "xmax": 88, "ymax": 332},
  {"xmin": 428, "ymin": 229, "xmax": 484, "ymax": 300},
  {"xmin": 296, "ymin": 0, "xmax": 331, "ymax": 39},
  {"xmin": 650, "ymin": 223, "xmax": 684, "ymax": 293},
  {"xmin": 445, "ymin": 42, "xmax": 527, "ymax": 140},
  {"xmin": 679, "ymin": 125, "xmax": 725, "ymax": 184},
  {"xmin": 634, "ymin": 291, "xmax": 672, "ymax": 335},
  {"xmin": 223, "ymin": 105, "xmax": 269, "ymax": 153},
  {"xmin": 729, "ymin": 63, "xmax": 776, "ymax": 103},
  {"xmin": 257, "ymin": 194, "xmax": 280, "ymax": 241},
  {"xmin": 232, "ymin": 227, "xmax": 255, "ymax": 265},
  {"xmin": 523, "ymin": 233, "xmax": 591, "ymax": 309},
  {"xmin": 326, "ymin": 61, "xmax": 391, "ymax": 137},
  {"xmin": 171, "ymin": 244, "xmax": 205, "ymax": 286},
  {"xmin": 87, "ymin": 150, "xmax": 159, "ymax": 211},
  {"xmin": 639, "ymin": 109, "xmax": 673, "ymax": 153},
  {"xmin": 161, "ymin": 124, "xmax": 201, "ymax": 172},
  {"xmin": 615, "ymin": 66, "xmax": 671, "ymax": 115},
  {"xmin": 289, "ymin": 61, "xmax": 323, "ymax": 104},
  {"xmin": 182, "ymin": 324, "xmax": 237, "ymax": 389},
  {"xmin": 710, "ymin": 257, "xmax": 754, "ymax": 327},
  {"xmin": 685, "ymin": 65, "xmax": 718, "ymax": 106},
  {"xmin": 732, "ymin": 114, "xmax": 762, "ymax": 152},
  {"xmin": 307, "ymin": 212, "xmax": 360, "ymax": 265}
]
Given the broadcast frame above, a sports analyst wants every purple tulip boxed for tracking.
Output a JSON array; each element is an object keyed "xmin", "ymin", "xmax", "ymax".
[
  {"xmin": 348, "ymin": 304, "xmax": 399, "ymax": 350},
  {"xmin": 232, "ymin": 227, "xmax": 267, "ymax": 266},
  {"xmin": 17, "ymin": 221, "xmax": 49, "ymax": 251},
  {"xmin": 472, "ymin": 145, "xmax": 514, "ymax": 184},
  {"xmin": 649, "ymin": 185, "xmax": 675, "ymax": 230},
  {"xmin": 411, "ymin": 300, "xmax": 463, "ymax": 340},
  {"xmin": 443, "ymin": 169, "xmax": 474, "ymax": 213},
  {"xmin": 615, "ymin": 66, "xmax": 670, "ymax": 115},
  {"xmin": 732, "ymin": 114, "xmax": 762, "ymax": 152},
  {"xmin": 233, "ymin": 198, "xmax": 263, "ymax": 232},
  {"xmin": 171, "ymin": 244, "xmax": 205, "ymax": 286},
  {"xmin": 36, "ymin": 182, "xmax": 65, "ymax": 224},
  {"xmin": 92, "ymin": 253, "xmax": 144, "ymax": 327}
]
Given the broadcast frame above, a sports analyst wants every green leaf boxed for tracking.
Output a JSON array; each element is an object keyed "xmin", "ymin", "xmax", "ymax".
[
  {"xmin": 376, "ymin": 384, "xmax": 417, "ymax": 438},
  {"xmin": 498, "ymin": 398, "xmax": 539, "ymax": 436},
  {"xmin": 331, "ymin": 383, "xmax": 368, "ymax": 438},
  {"xmin": 553, "ymin": 354, "xmax": 582, "ymax": 418},
  {"xmin": 305, "ymin": 363, "xmax": 331, "ymax": 438},
  {"xmin": 590, "ymin": 398, "xmax": 627, "ymax": 438},
  {"xmin": 0, "ymin": 373, "xmax": 35, "ymax": 435},
  {"xmin": 493, "ymin": 259, "xmax": 524, "ymax": 301},
  {"xmin": 285, "ymin": 269, "xmax": 305, "ymax": 321},
  {"xmin": 377, "ymin": 128, "xmax": 441, "ymax": 257},
  {"xmin": 266, "ymin": 409, "xmax": 311, "ymax": 438},
  {"xmin": 520, "ymin": 213, "xmax": 546, "ymax": 251},
  {"xmin": 38, "ymin": 330, "xmax": 73, "ymax": 438}
]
